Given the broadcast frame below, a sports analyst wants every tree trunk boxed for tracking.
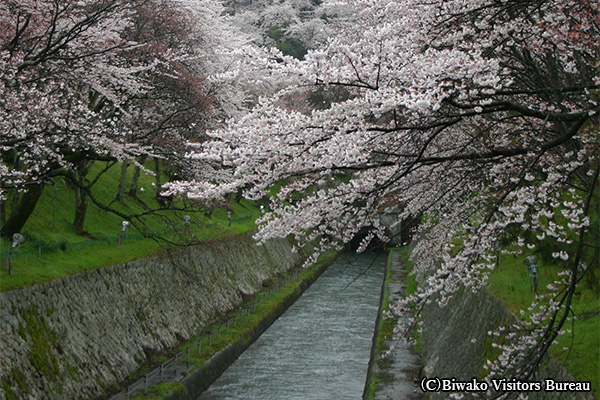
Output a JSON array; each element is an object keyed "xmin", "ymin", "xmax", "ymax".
[
  {"xmin": 116, "ymin": 160, "xmax": 129, "ymax": 204},
  {"xmin": 128, "ymin": 155, "xmax": 147, "ymax": 198},
  {"xmin": 154, "ymin": 157, "xmax": 161, "ymax": 194},
  {"xmin": 0, "ymin": 199, "xmax": 5, "ymax": 226},
  {"xmin": 0, "ymin": 184, "xmax": 44, "ymax": 239},
  {"xmin": 72, "ymin": 161, "xmax": 93, "ymax": 235},
  {"xmin": 73, "ymin": 185, "xmax": 88, "ymax": 235}
]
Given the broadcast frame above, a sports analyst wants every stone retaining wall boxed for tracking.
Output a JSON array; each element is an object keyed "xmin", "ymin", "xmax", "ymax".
[
  {"xmin": 0, "ymin": 234, "xmax": 306, "ymax": 400},
  {"xmin": 413, "ymin": 252, "xmax": 592, "ymax": 399}
]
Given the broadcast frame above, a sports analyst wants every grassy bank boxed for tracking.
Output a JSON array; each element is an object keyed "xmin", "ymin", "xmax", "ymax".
[
  {"xmin": 487, "ymin": 253, "xmax": 599, "ymax": 397},
  {"xmin": 1, "ymin": 161, "xmax": 262, "ymax": 292}
]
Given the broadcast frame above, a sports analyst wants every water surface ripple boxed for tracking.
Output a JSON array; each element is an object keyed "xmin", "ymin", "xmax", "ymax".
[{"xmin": 197, "ymin": 252, "xmax": 386, "ymax": 400}]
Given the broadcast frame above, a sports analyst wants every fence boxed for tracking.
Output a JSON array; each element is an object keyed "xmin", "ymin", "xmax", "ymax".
[{"xmin": 107, "ymin": 270, "xmax": 299, "ymax": 400}]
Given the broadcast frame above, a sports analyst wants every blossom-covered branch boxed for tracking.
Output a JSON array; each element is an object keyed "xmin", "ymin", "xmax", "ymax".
[{"xmin": 166, "ymin": 0, "xmax": 599, "ymax": 392}]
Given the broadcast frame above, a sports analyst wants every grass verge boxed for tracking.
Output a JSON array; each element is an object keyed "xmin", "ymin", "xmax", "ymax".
[
  {"xmin": 487, "ymin": 253, "xmax": 599, "ymax": 398},
  {"xmin": 365, "ymin": 249, "xmax": 395, "ymax": 400},
  {"xmin": 1, "ymin": 161, "xmax": 262, "ymax": 292}
]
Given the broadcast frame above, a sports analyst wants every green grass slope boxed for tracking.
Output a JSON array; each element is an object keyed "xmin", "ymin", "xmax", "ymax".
[
  {"xmin": 488, "ymin": 253, "xmax": 599, "ymax": 397},
  {"xmin": 0, "ymin": 161, "xmax": 261, "ymax": 292}
]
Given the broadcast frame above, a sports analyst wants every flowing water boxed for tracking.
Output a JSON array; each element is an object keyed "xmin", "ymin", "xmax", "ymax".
[{"xmin": 197, "ymin": 252, "xmax": 386, "ymax": 400}]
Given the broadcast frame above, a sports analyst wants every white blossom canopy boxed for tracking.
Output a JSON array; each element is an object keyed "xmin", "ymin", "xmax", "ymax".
[
  {"xmin": 168, "ymin": 0, "xmax": 598, "ymax": 254},
  {"xmin": 0, "ymin": 0, "xmax": 246, "ymax": 197},
  {"xmin": 166, "ymin": 0, "xmax": 599, "ymax": 389}
]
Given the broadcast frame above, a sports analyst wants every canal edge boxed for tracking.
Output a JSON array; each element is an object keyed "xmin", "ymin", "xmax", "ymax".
[
  {"xmin": 364, "ymin": 247, "xmax": 424, "ymax": 400},
  {"xmin": 363, "ymin": 249, "xmax": 393, "ymax": 400},
  {"xmin": 165, "ymin": 252, "xmax": 338, "ymax": 400}
]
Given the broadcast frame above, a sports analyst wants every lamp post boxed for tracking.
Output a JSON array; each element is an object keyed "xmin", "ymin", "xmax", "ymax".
[
  {"xmin": 119, "ymin": 221, "xmax": 130, "ymax": 248},
  {"xmin": 183, "ymin": 215, "xmax": 191, "ymax": 235},
  {"xmin": 5, "ymin": 233, "xmax": 25, "ymax": 275},
  {"xmin": 524, "ymin": 255, "xmax": 538, "ymax": 295}
]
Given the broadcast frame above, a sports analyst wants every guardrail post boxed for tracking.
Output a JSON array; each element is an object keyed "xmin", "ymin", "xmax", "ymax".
[{"xmin": 144, "ymin": 374, "xmax": 148, "ymax": 393}]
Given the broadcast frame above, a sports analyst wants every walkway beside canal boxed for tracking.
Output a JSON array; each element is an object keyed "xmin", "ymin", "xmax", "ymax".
[{"xmin": 371, "ymin": 249, "xmax": 423, "ymax": 400}]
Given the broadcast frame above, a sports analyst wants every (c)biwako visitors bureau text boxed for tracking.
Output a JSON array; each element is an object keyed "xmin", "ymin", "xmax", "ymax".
[{"xmin": 420, "ymin": 377, "xmax": 591, "ymax": 394}]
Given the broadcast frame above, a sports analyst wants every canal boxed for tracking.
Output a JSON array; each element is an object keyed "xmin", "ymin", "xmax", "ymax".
[{"xmin": 197, "ymin": 252, "xmax": 386, "ymax": 400}]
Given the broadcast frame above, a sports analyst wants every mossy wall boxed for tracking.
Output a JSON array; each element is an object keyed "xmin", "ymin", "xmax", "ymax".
[
  {"xmin": 0, "ymin": 234, "xmax": 306, "ymax": 400},
  {"xmin": 414, "ymin": 254, "xmax": 592, "ymax": 399}
]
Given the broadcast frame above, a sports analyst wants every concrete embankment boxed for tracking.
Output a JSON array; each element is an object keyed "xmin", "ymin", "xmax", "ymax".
[
  {"xmin": 0, "ymin": 234, "xmax": 308, "ymax": 400},
  {"xmin": 366, "ymin": 243, "xmax": 593, "ymax": 400}
]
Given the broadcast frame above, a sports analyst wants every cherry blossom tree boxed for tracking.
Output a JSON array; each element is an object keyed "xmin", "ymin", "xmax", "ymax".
[
  {"xmin": 226, "ymin": 0, "xmax": 352, "ymax": 59},
  {"xmin": 0, "ymin": 0, "xmax": 143, "ymax": 236},
  {"xmin": 0, "ymin": 0, "xmax": 246, "ymax": 237},
  {"xmin": 165, "ymin": 0, "xmax": 599, "ymax": 393}
]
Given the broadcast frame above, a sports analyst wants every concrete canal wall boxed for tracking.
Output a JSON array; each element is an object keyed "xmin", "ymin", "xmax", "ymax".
[
  {"xmin": 411, "ymin": 245, "xmax": 593, "ymax": 400},
  {"xmin": 0, "ymin": 234, "xmax": 307, "ymax": 400}
]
